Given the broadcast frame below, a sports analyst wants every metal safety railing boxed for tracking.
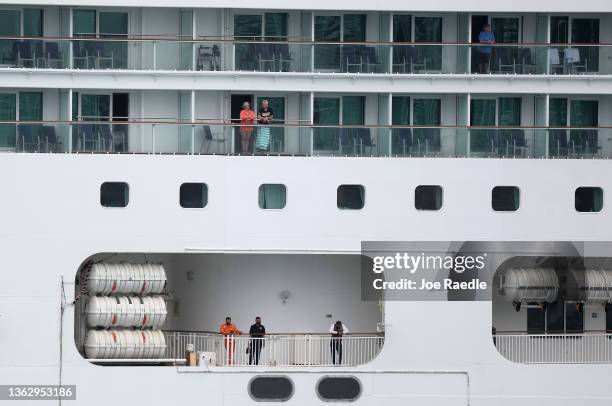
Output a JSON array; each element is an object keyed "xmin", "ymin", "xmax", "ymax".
[
  {"xmin": 495, "ymin": 332, "xmax": 612, "ymax": 363},
  {"xmin": 163, "ymin": 331, "xmax": 384, "ymax": 367}
]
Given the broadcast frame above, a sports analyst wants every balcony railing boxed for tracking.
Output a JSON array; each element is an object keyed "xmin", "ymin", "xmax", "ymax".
[
  {"xmin": 3, "ymin": 121, "xmax": 611, "ymax": 159},
  {"xmin": 163, "ymin": 331, "xmax": 384, "ymax": 367},
  {"xmin": 1, "ymin": 36, "xmax": 611, "ymax": 75},
  {"xmin": 495, "ymin": 333, "xmax": 612, "ymax": 364}
]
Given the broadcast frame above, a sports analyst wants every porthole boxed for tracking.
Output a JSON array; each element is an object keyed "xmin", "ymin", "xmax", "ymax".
[
  {"xmin": 316, "ymin": 376, "xmax": 361, "ymax": 402},
  {"xmin": 248, "ymin": 376, "xmax": 294, "ymax": 402}
]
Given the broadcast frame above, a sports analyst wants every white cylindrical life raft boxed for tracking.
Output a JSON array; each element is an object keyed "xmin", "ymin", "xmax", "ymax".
[
  {"xmin": 500, "ymin": 267, "xmax": 559, "ymax": 303},
  {"xmin": 581, "ymin": 269, "xmax": 612, "ymax": 303},
  {"xmin": 87, "ymin": 263, "xmax": 166, "ymax": 295},
  {"xmin": 86, "ymin": 296, "xmax": 167, "ymax": 328},
  {"xmin": 84, "ymin": 330, "xmax": 167, "ymax": 359}
]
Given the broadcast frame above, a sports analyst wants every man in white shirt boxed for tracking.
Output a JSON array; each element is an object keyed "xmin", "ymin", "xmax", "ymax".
[{"xmin": 329, "ymin": 320, "xmax": 349, "ymax": 365}]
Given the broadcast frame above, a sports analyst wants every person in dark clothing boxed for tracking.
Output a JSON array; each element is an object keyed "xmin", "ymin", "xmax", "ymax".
[
  {"xmin": 248, "ymin": 316, "xmax": 266, "ymax": 365},
  {"xmin": 329, "ymin": 320, "xmax": 349, "ymax": 365},
  {"xmin": 256, "ymin": 99, "xmax": 274, "ymax": 151}
]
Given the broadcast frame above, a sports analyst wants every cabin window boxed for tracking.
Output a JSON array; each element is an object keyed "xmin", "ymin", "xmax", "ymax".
[
  {"xmin": 248, "ymin": 376, "xmax": 294, "ymax": 402},
  {"xmin": 317, "ymin": 376, "xmax": 361, "ymax": 402},
  {"xmin": 100, "ymin": 182, "xmax": 128, "ymax": 208},
  {"xmin": 180, "ymin": 183, "xmax": 208, "ymax": 208},
  {"xmin": 337, "ymin": 185, "xmax": 365, "ymax": 210},
  {"xmin": 415, "ymin": 185, "xmax": 443, "ymax": 211},
  {"xmin": 492, "ymin": 186, "xmax": 520, "ymax": 212},
  {"xmin": 526, "ymin": 301, "xmax": 584, "ymax": 334},
  {"xmin": 575, "ymin": 187, "xmax": 603, "ymax": 212},
  {"xmin": 606, "ymin": 306, "xmax": 612, "ymax": 333},
  {"xmin": 258, "ymin": 184, "xmax": 286, "ymax": 209}
]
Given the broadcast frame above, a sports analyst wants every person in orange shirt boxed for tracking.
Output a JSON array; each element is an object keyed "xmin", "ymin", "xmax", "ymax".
[
  {"xmin": 219, "ymin": 316, "xmax": 241, "ymax": 365},
  {"xmin": 239, "ymin": 101, "xmax": 256, "ymax": 154}
]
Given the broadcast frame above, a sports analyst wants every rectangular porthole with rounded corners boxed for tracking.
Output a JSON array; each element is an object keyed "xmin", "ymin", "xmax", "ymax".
[
  {"xmin": 249, "ymin": 376, "xmax": 294, "ymax": 402},
  {"xmin": 180, "ymin": 183, "xmax": 208, "ymax": 208},
  {"xmin": 258, "ymin": 184, "xmax": 286, "ymax": 209},
  {"xmin": 415, "ymin": 185, "xmax": 442, "ymax": 211},
  {"xmin": 337, "ymin": 185, "xmax": 365, "ymax": 210},
  {"xmin": 575, "ymin": 187, "xmax": 603, "ymax": 212},
  {"xmin": 492, "ymin": 186, "xmax": 520, "ymax": 212},
  {"xmin": 100, "ymin": 182, "xmax": 129, "ymax": 208},
  {"xmin": 317, "ymin": 376, "xmax": 361, "ymax": 402}
]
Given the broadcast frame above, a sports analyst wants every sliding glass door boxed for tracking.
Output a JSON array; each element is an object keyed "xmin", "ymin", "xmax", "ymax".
[
  {"xmin": 81, "ymin": 94, "xmax": 110, "ymax": 120},
  {"xmin": 415, "ymin": 17, "xmax": 442, "ymax": 71},
  {"xmin": 413, "ymin": 99, "xmax": 441, "ymax": 151},
  {"xmin": 0, "ymin": 10, "xmax": 21, "ymax": 65},
  {"xmin": 313, "ymin": 97, "xmax": 340, "ymax": 150},
  {"xmin": 314, "ymin": 16, "xmax": 341, "ymax": 70},
  {"xmin": 391, "ymin": 96, "xmax": 410, "ymax": 154},
  {"xmin": 234, "ymin": 14, "xmax": 262, "ymax": 70},
  {"xmin": 0, "ymin": 93, "xmax": 16, "ymax": 148},
  {"xmin": 470, "ymin": 99, "xmax": 496, "ymax": 153},
  {"xmin": 99, "ymin": 12, "xmax": 128, "ymax": 69},
  {"xmin": 572, "ymin": 19, "xmax": 599, "ymax": 72}
]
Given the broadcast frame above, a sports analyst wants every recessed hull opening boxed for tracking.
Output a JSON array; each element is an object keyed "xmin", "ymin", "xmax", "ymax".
[{"xmin": 74, "ymin": 253, "xmax": 384, "ymax": 367}]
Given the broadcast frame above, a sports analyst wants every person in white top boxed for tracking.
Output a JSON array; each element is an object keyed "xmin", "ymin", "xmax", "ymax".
[{"xmin": 329, "ymin": 320, "xmax": 349, "ymax": 365}]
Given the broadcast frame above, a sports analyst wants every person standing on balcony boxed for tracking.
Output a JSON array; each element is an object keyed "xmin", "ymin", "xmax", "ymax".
[
  {"xmin": 239, "ymin": 101, "xmax": 256, "ymax": 154},
  {"xmin": 477, "ymin": 24, "xmax": 496, "ymax": 73},
  {"xmin": 256, "ymin": 99, "xmax": 274, "ymax": 152},
  {"xmin": 220, "ymin": 317, "xmax": 242, "ymax": 365},
  {"xmin": 248, "ymin": 316, "xmax": 266, "ymax": 365},
  {"xmin": 330, "ymin": 320, "xmax": 349, "ymax": 365}
]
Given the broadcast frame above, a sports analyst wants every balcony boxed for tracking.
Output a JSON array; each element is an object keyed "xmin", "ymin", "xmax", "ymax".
[
  {"xmin": 4, "ymin": 121, "xmax": 612, "ymax": 159},
  {"xmin": 2, "ymin": 36, "xmax": 612, "ymax": 76},
  {"xmin": 153, "ymin": 332, "xmax": 385, "ymax": 367},
  {"xmin": 495, "ymin": 332, "xmax": 612, "ymax": 364}
]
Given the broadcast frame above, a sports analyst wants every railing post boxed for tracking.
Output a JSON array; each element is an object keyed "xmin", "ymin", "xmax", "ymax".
[
  {"xmin": 153, "ymin": 41, "xmax": 157, "ymax": 70},
  {"xmin": 152, "ymin": 123, "xmax": 156, "ymax": 153}
]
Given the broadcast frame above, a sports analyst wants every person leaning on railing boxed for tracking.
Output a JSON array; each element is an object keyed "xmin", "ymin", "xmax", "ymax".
[
  {"xmin": 248, "ymin": 316, "xmax": 266, "ymax": 365},
  {"xmin": 330, "ymin": 320, "xmax": 349, "ymax": 365},
  {"xmin": 219, "ymin": 316, "xmax": 242, "ymax": 365}
]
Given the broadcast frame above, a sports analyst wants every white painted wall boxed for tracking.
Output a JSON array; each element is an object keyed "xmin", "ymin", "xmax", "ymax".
[{"xmin": 166, "ymin": 253, "xmax": 381, "ymax": 333}]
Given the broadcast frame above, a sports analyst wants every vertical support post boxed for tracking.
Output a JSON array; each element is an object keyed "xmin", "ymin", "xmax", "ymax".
[
  {"xmin": 309, "ymin": 91, "xmax": 314, "ymax": 155},
  {"xmin": 190, "ymin": 90, "xmax": 195, "ymax": 154},
  {"xmin": 544, "ymin": 94, "xmax": 550, "ymax": 158},
  {"xmin": 67, "ymin": 89, "xmax": 73, "ymax": 153},
  {"xmin": 68, "ymin": 8, "xmax": 74, "ymax": 69}
]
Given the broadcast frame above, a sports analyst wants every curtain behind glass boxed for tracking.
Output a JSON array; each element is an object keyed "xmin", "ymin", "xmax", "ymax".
[
  {"xmin": 570, "ymin": 100, "xmax": 598, "ymax": 126},
  {"xmin": 343, "ymin": 14, "xmax": 366, "ymax": 42},
  {"xmin": 73, "ymin": 9, "xmax": 96, "ymax": 35},
  {"xmin": 258, "ymin": 184, "xmax": 286, "ymax": 209},
  {"xmin": 81, "ymin": 94, "xmax": 110, "ymax": 120},
  {"xmin": 24, "ymin": 9, "xmax": 43, "ymax": 37},
  {"xmin": 19, "ymin": 92, "xmax": 42, "ymax": 120},
  {"xmin": 393, "ymin": 15, "xmax": 411, "ymax": 42},
  {"xmin": 498, "ymin": 97, "xmax": 521, "ymax": 126},
  {"xmin": 0, "ymin": 93, "xmax": 16, "ymax": 148},
  {"xmin": 342, "ymin": 96, "xmax": 365, "ymax": 125},
  {"xmin": 314, "ymin": 16, "xmax": 341, "ymax": 70},
  {"xmin": 265, "ymin": 13, "xmax": 288, "ymax": 39},
  {"xmin": 313, "ymin": 97, "xmax": 340, "ymax": 150},
  {"xmin": 415, "ymin": 17, "xmax": 442, "ymax": 70}
]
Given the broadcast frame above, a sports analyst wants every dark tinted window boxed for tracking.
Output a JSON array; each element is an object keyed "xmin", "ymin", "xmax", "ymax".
[
  {"xmin": 527, "ymin": 307, "xmax": 545, "ymax": 333},
  {"xmin": 249, "ymin": 376, "xmax": 293, "ymax": 402},
  {"xmin": 607, "ymin": 305, "xmax": 612, "ymax": 333},
  {"xmin": 415, "ymin": 185, "xmax": 442, "ymax": 211},
  {"xmin": 317, "ymin": 377, "xmax": 361, "ymax": 402},
  {"xmin": 180, "ymin": 183, "xmax": 208, "ymax": 208},
  {"xmin": 546, "ymin": 301, "xmax": 564, "ymax": 333},
  {"xmin": 337, "ymin": 185, "xmax": 365, "ymax": 210},
  {"xmin": 100, "ymin": 182, "xmax": 128, "ymax": 208},
  {"xmin": 492, "ymin": 186, "xmax": 520, "ymax": 212},
  {"xmin": 565, "ymin": 302, "xmax": 584, "ymax": 333},
  {"xmin": 575, "ymin": 187, "xmax": 603, "ymax": 212}
]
